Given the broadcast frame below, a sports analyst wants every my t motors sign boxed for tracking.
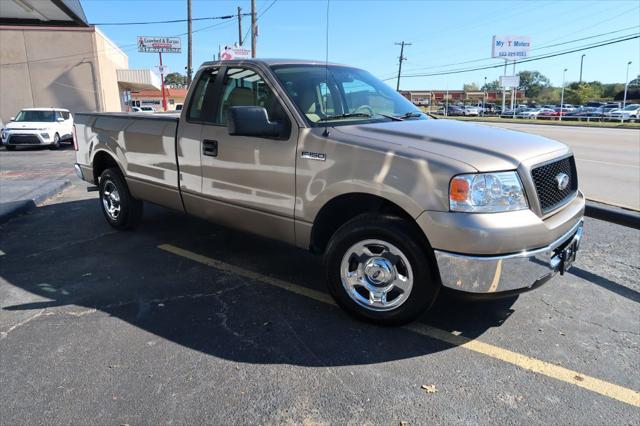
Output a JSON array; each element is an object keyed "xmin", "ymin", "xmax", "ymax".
[{"xmin": 492, "ymin": 35, "xmax": 531, "ymax": 60}]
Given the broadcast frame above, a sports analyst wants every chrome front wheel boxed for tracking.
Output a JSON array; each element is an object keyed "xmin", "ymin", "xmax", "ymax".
[{"xmin": 340, "ymin": 239, "xmax": 413, "ymax": 312}]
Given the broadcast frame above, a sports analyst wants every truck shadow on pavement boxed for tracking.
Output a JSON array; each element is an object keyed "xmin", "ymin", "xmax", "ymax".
[{"xmin": 0, "ymin": 198, "xmax": 550, "ymax": 366}]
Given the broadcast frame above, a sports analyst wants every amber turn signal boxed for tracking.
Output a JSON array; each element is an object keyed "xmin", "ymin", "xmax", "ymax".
[{"xmin": 450, "ymin": 177, "xmax": 470, "ymax": 202}]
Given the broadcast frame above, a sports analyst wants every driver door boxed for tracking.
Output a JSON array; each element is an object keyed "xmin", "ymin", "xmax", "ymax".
[{"xmin": 188, "ymin": 65, "xmax": 299, "ymax": 244}]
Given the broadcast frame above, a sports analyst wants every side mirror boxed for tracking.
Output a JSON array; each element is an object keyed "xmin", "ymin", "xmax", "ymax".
[
  {"xmin": 57, "ymin": 117, "xmax": 64, "ymax": 122},
  {"xmin": 10, "ymin": 117, "xmax": 15, "ymax": 121},
  {"xmin": 227, "ymin": 106, "xmax": 282, "ymax": 138}
]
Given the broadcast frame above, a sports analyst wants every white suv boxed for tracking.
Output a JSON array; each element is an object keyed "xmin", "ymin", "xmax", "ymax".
[{"xmin": 2, "ymin": 108, "xmax": 74, "ymax": 150}]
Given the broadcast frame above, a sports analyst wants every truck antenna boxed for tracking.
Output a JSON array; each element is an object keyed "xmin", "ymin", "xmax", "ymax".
[{"xmin": 322, "ymin": 0, "xmax": 330, "ymax": 138}]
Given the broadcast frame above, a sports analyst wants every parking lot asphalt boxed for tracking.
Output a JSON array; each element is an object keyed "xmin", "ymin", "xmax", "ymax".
[
  {"xmin": 1, "ymin": 180, "xmax": 638, "ymax": 424},
  {"xmin": 476, "ymin": 122, "xmax": 640, "ymax": 211},
  {"xmin": 0, "ymin": 146, "xmax": 75, "ymax": 221}
]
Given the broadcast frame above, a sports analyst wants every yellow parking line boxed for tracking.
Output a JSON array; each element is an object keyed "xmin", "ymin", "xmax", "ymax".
[{"xmin": 158, "ymin": 243, "xmax": 640, "ymax": 408}]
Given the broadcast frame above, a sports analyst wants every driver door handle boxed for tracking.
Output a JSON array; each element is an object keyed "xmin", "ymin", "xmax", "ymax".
[{"xmin": 202, "ymin": 139, "xmax": 218, "ymax": 157}]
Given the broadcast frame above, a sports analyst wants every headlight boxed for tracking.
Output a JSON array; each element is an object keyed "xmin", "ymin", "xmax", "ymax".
[{"xmin": 449, "ymin": 171, "xmax": 528, "ymax": 213}]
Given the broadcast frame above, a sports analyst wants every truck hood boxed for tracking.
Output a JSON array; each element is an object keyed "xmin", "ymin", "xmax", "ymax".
[
  {"xmin": 333, "ymin": 119, "xmax": 569, "ymax": 171},
  {"xmin": 5, "ymin": 121, "xmax": 54, "ymax": 130}
]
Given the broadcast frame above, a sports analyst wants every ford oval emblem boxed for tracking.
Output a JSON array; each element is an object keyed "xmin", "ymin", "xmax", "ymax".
[{"xmin": 555, "ymin": 173, "xmax": 570, "ymax": 191}]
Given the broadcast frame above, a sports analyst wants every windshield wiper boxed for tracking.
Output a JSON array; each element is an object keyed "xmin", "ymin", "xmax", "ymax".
[
  {"xmin": 376, "ymin": 113, "xmax": 404, "ymax": 121},
  {"xmin": 322, "ymin": 112, "xmax": 373, "ymax": 121},
  {"xmin": 396, "ymin": 111, "xmax": 424, "ymax": 119}
]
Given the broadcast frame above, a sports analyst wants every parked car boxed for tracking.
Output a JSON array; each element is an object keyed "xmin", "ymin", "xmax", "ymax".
[
  {"xmin": 444, "ymin": 105, "xmax": 465, "ymax": 116},
  {"xmin": 139, "ymin": 106, "xmax": 156, "ymax": 113},
  {"xmin": 516, "ymin": 108, "xmax": 547, "ymax": 119},
  {"xmin": 463, "ymin": 106, "xmax": 480, "ymax": 116},
  {"xmin": 607, "ymin": 104, "xmax": 640, "ymax": 121},
  {"xmin": 1, "ymin": 108, "xmax": 73, "ymax": 151},
  {"xmin": 130, "ymin": 106, "xmax": 142, "ymax": 112},
  {"xmin": 534, "ymin": 108, "xmax": 557, "ymax": 119},
  {"xmin": 73, "ymin": 59, "xmax": 584, "ymax": 325}
]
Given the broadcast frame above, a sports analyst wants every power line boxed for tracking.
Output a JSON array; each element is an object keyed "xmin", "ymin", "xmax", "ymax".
[
  {"xmin": 91, "ymin": 14, "xmax": 250, "ymax": 26},
  {"xmin": 381, "ymin": 33, "xmax": 639, "ymax": 80}
]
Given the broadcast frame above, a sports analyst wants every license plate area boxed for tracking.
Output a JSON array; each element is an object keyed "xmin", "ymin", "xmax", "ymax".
[{"xmin": 559, "ymin": 240, "xmax": 578, "ymax": 274}]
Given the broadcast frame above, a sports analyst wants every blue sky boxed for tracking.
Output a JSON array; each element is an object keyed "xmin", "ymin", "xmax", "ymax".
[{"xmin": 83, "ymin": 0, "xmax": 640, "ymax": 89}]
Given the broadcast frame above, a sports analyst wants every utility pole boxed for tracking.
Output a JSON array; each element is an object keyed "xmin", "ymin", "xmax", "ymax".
[
  {"xmin": 395, "ymin": 41, "xmax": 411, "ymax": 91},
  {"xmin": 237, "ymin": 6, "xmax": 243, "ymax": 45},
  {"xmin": 186, "ymin": 0, "xmax": 193, "ymax": 85},
  {"xmin": 579, "ymin": 54, "xmax": 586, "ymax": 83},
  {"xmin": 251, "ymin": 0, "xmax": 257, "ymax": 58}
]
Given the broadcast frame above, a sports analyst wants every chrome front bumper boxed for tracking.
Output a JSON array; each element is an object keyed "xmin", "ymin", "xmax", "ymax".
[{"xmin": 434, "ymin": 219, "xmax": 583, "ymax": 294}]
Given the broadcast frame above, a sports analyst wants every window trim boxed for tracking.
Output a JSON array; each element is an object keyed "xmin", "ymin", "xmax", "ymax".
[
  {"xmin": 185, "ymin": 66, "xmax": 223, "ymax": 126},
  {"xmin": 188, "ymin": 64, "xmax": 294, "ymax": 134}
]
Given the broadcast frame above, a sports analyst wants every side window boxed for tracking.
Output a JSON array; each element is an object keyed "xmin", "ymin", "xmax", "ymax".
[
  {"xmin": 187, "ymin": 68, "xmax": 219, "ymax": 123},
  {"xmin": 62, "ymin": 112, "xmax": 70, "ymax": 120},
  {"xmin": 217, "ymin": 67, "xmax": 286, "ymax": 125},
  {"xmin": 55, "ymin": 111, "xmax": 63, "ymax": 120}
]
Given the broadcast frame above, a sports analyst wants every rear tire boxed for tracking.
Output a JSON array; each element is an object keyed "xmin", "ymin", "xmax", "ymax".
[
  {"xmin": 323, "ymin": 214, "xmax": 440, "ymax": 325},
  {"xmin": 98, "ymin": 167, "xmax": 143, "ymax": 230}
]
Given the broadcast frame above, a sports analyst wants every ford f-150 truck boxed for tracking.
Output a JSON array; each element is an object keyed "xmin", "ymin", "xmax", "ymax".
[{"xmin": 74, "ymin": 59, "xmax": 584, "ymax": 324}]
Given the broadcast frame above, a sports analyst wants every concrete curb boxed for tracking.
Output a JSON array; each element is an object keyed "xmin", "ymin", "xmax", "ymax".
[
  {"xmin": 0, "ymin": 179, "xmax": 72, "ymax": 224},
  {"xmin": 585, "ymin": 201, "xmax": 640, "ymax": 229}
]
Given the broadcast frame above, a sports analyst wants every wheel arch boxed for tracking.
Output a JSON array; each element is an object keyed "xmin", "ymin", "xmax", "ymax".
[
  {"xmin": 92, "ymin": 150, "xmax": 122, "ymax": 184},
  {"xmin": 309, "ymin": 192, "xmax": 428, "ymax": 255}
]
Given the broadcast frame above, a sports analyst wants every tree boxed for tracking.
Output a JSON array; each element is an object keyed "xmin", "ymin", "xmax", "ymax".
[
  {"xmin": 602, "ymin": 83, "xmax": 625, "ymax": 99},
  {"xmin": 463, "ymin": 83, "xmax": 479, "ymax": 91},
  {"xmin": 164, "ymin": 72, "xmax": 187, "ymax": 88},
  {"xmin": 481, "ymin": 80, "xmax": 500, "ymax": 91},
  {"xmin": 564, "ymin": 82, "xmax": 604, "ymax": 104},
  {"xmin": 516, "ymin": 70, "xmax": 550, "ymax": 98},
  {"xmin": 537, "ymin": 87, "xmax": 561, "ymax": 104}
]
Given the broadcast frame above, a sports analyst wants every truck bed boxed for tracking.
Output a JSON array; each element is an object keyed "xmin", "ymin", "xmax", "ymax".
[{"xmin": 74, "ymin": 112, "xmax": 183, "ymax": 211}]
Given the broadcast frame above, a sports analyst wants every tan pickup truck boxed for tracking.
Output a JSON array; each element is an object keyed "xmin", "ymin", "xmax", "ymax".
[{"xmin": 74, "ymin": 59, "xmax": 584, "ymax": 324}]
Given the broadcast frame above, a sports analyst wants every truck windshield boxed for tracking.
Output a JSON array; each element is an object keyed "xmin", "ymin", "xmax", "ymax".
[
  {"xmin": 14, "ymin": 110, "xmax": 56, "ymax": 122},
  {"xmin": 271, "ymin": 65, "xmax": 426, "ymax": 126}
]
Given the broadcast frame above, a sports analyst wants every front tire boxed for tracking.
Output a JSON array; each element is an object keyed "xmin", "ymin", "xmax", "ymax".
[
  {"xmin": 98, "ymin": 168, "xmax": 143, "ymax": 230},
  {"xmin": 324, "ymin": 214, "xmax": 440, "ymax": 325},
  {"xmin": 49, "ymin": 133, "xmax": 60, "ymax": 150}
]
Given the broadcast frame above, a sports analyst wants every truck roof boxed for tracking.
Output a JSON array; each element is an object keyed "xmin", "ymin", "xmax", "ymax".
[{"xmin": 200, "ymin": 58, "xmax": 350, "ymax": 68}]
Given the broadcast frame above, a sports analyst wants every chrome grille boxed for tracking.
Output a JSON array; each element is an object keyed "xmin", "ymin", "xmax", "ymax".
[{"xmin": 531, "ymin": 156, "xmax": 578, "ymax": 214}]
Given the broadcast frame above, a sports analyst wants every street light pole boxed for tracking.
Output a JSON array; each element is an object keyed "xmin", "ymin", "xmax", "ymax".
[
  {"xmin": 559, "ymin": 68, "xmax": 567, "ymax": 122},
  {"xmin": 483, "ymin": 76, "xmax": 487, "ymax": 117},
  {"xmin": 623, "ymin": 61, "xmax": 632, "ymax": 109},
  {"xmin": 579, "ymin": 54, "xmax": 585, "ymax": 84},
  {"xmin": 622, "ymin": 61, "xmax": 632, "ymax": 123}
]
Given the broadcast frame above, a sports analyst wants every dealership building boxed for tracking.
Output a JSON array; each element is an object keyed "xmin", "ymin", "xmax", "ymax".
[
  {"xmin": 0, "ymin": 0, "xmax": 160, "ymax": 124},
  {"xmin": 400, "ymin": 89, "xmax": 525, "ymax": 107}
]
